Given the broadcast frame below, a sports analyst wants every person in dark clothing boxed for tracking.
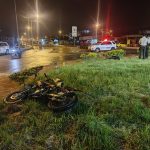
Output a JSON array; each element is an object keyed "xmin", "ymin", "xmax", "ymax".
[
  {"xmin": 139, "ymin": 35, "xmax": 148, "ymax": 59},
  {"xmin": 146, "ymin": 35, "xmax": 150, "ymax": 58}
]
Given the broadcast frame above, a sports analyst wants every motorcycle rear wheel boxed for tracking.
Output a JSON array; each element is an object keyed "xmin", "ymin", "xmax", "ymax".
[{"xmin": 48, "ymin": 92, "xmax": 78, "ymax": 112}]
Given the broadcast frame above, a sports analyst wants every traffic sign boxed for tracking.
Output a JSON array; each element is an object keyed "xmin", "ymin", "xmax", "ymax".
[{"xmin": 72, "ymin": 26, "xmax": 77, "ymax": 37}]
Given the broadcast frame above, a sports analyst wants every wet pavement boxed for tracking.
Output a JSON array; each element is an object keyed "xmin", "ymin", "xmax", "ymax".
[
  {"xmin": 0, "ymin": 46, "xmax": 84, "ymax": 98},
  {"xmin": 0, "ymin": 46, "xmax": 83, "ymax": 74}
]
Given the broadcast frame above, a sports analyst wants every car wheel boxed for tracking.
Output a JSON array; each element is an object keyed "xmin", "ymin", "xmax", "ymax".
[
  {"xmin": 95, "ymin": 48, "xmax": 100, "ymax": 52},
  {"xmin": 111, "ymin": 47, "xmax": 115, "ymax": 50},
  {"xmin": 5, "ymin": 49, "xmax": 9, "ymax": 55}
]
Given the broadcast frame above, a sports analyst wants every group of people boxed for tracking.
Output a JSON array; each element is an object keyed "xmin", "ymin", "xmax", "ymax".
[{"xmin": 139, "ymin": 35, "xmax": 150, "ymax": 59}]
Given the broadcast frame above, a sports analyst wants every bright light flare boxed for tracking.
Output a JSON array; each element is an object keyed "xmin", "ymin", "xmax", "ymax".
[
  {"xmin": 36, "ymin": 14, "xmax": 39, "ymax": 19},
  {"xmin": 95, "ymin": 23, "xmax": 100, "ymax": 28},
  {"xmin": 59, "ymin": 30, "xmax": 62, "ymax": 34},
  {"xmin": 26, "ymin": 26, "xmax": 31, "ymax": 30}
]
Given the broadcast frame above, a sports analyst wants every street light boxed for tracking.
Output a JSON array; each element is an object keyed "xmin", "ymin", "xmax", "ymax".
[
  {"xmin": 21, "ymin": 15, "xmax": 35, "ymax": 47},
  {"xmin": 26, "ymin": 26, "xmax": 31, "ymax": 30},
  {"xmin": 36, "ymin": 14, "xmax": 39, "ymax": 19},
  {"xmin": 26, "ymin": 26, "xmax": 32, "ymax": 45},
  {"xmin": 95, "ymin": 23, "xmax": 100, "ymax": 39},
  {"xmin": 95, "ymin": 0, "xmax": 101, "ymax": 40},
  {"xmin": 14, "ymin": 0, "xmax": 20, "ymax": 48},
  {"xmin": 96, "ymin": 23, "xmax": 100, "ymax": 28},
  {"xmin": 58, "ymin": 30, "xmax": 62, "ymax": 35},
  {"xmin": 36, "ymin": 0, "xmax": 39, "ymax": 42}
]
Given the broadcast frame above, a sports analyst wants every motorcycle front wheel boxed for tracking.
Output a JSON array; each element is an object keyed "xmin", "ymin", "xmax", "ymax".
[
  {"xmin": 48, "ymin": 92, "xmax": 78, "ymax": 112},
  {"xmin": 4, "ymin": 91, "xmax": 27, "ymax": 104}
]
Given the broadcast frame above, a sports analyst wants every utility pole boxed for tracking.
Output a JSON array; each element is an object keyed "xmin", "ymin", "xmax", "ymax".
[
  {"xmin": 27, "ymin": 17, "xmax": 30, "ymax": 45},
  {"xmin": 30, "ymin": 20, "xmax": 34, "ymax": 47},
  {"xmin": 14, "ymin": 0, "xmax": 20, "ymax": 48},
  {"xmin": 96, "ymin": 0, "xmax": 100, "ymax": 40},
  {"xmin": 36, "ymin": 0, "xmax": 39, "ymax": 42}
]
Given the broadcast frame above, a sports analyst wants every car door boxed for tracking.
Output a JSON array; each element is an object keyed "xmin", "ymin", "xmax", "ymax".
[
  {"xmin": 106, "ymin": 42, "xmax": 112, "ymax": 50},
  {"xmin": 100, "ymin": 42, "xmax": 106, "ymax": 50},
  {"xmin": 100, "ymin": 42, "xmax": 111, "ymax": 50}
]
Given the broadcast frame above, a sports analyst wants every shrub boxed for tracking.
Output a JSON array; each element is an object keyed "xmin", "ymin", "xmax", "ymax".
[
  {"xmin": 80, "ymin": 53, "xmax": 87, "ymax": 59},
  {"xmin": 106, "ymin": 49, "xmax": 125, "ymax": 58},
  {"xmin": 80, "ymin": 53, "xmax": 99, "ymax": 60}
]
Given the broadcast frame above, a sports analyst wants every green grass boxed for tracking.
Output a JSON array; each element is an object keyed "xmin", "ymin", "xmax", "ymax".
[{"xmin": 0, "ymin": 58, "xmax": 150, "ymax": 150}]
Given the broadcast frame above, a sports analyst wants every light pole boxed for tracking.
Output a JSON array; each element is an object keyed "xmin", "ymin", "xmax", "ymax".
[
  {"xmin": 26, "ymin": 25, "xmax": 31, "ymax": 45},
  {"xmin": 95, "ymin": 0, "xmax": 100, "ymax": 40},
  {"xmin": 95, "ymin": 23, "xmax": 100, "ymax": 40},
  {"xmin": 21, "ymin": 15, "xmax": 34, "ymax": 47},
  {"xmin": 14, "ymin": 0, "xmax": 20, "ymax": 48},
  {"xmin": 58, "ymin": 30, "xmax": 62, "ymax": 44},
  {"xmin": 36, "ymin": 0, "xmax": 39, "ymax": 42},
  {"xmin": 30, "ymin": 20, "xmax": 34, "ymax": 47},
  {"xmin": 59, "ymin": 30, "xmax": 62, "ymax": 35}
]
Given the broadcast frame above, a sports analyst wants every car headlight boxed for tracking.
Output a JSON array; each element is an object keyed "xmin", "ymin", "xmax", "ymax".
[
  {"xmin": 11, "ymin": 49, "xmax": 17, "ymax": 53},
  {"xmin": 88, "ymin": 46, "xmax": 91, "ymax": 49}
]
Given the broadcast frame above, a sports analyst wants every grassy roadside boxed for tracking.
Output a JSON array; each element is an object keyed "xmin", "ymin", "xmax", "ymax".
[{"xmin": 0, "ymin": 58, "xmax": 150, "ymax": 150}]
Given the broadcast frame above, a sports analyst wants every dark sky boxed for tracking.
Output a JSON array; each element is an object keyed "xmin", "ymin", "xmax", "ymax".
[{"xmin": 0, "ymin": 0, "xmax": 150, "ymax": 36}]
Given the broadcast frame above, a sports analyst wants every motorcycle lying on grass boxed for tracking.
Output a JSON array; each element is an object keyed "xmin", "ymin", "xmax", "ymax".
[{"xmin": 4, "ymin": 66, "xmax": 78, "ymax": 112}]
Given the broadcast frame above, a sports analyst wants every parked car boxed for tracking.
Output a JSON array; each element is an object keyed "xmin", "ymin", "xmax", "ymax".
[
  {"xmin": 88, "ymin": 42, "xmax": 102, "ymax": 50},
  {"xmin": 0, "ymin": 42, "xmax": 10, "ymax": 54},
  {"xmin": 90, "ymin": 41, "xmax": 116, "ymax": 52}
]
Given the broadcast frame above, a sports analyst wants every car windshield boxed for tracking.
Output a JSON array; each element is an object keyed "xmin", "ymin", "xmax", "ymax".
[
  {"xmin": 96, "ymin": 42, "xmax": 102, "ymax": 44},
  {"xmin": 101, "ymin": 42, "xmax": 112, "ymax": 45},
  {"xmin": 0, "ymin": 43, "xmax": 7, "ymax": 46}
]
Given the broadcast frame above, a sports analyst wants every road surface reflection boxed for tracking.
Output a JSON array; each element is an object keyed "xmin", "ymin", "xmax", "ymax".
[{"xmin": 0, "ymin": 46, "xmax": 82, "ymax": 74}]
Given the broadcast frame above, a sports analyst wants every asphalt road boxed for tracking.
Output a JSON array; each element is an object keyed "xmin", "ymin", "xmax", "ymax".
[{"xmin": 0, "ymin": 46, "xmax": 83, "ymax": 75}]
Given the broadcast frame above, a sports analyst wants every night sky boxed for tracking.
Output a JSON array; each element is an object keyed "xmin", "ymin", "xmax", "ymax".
[{"xmin": 0, "ymin": 0, "xmax": 150, "ymax": 36}]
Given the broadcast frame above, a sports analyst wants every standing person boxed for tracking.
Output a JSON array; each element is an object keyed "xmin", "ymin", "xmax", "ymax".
[
  {"xmin": 146, "ymin": 35, "xmax": 150, "ymax": 58},
  {"xmin": 139, "ymin": 34, "xmax": 148, "ymax": 59}
]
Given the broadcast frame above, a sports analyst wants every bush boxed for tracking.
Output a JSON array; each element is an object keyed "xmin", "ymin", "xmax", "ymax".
[
  {"xmin": 80, "ymin": 53, "xmax": 87, "ymax": 59},
  {"xmin": 105, "ymin": 49, "xmax": 125, "ymax": 58},
  {"xmin": 80, "ymin": 53, "xmax": 99, "ymax": 60}
]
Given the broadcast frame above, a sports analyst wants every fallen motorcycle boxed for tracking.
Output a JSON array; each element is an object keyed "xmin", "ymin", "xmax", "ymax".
[{"xmin": 4, "ymin": 73, "xmax": 78, "ymax": 112}]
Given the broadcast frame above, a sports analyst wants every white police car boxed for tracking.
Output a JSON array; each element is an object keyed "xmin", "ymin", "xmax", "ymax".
[{"xmin": 90, "ymin": 40, "xmax": 116, "ymax": 52}]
